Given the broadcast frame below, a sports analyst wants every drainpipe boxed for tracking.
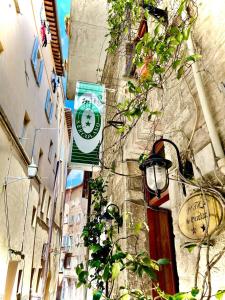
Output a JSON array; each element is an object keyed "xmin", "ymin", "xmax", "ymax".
[{"xmin": 187, "ymin": 34, "xmax": 225, "ymax": 175}]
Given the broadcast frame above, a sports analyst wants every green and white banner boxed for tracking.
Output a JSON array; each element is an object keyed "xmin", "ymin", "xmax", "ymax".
[{"xmin": 70, "ymin": 81, "xmax": 105, "ymax": 170}]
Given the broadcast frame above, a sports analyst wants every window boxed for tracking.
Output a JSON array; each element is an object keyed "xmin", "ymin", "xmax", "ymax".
[
  {"xmin": 31, "ymin": 37, "xmax": 44, "ymax": 86},
  {"xmin": 46, "ymin": 196, "xmax": 51, "ymax": 222},
  {"xmin": 20, "ymin": 112, "xmax": 30, "ymax": 144},
  {"xmin": 38, "ymin": 148, "xmax": 43, "ymax": 169},
  {"xmin": 31, "ymin": 206, "xmax": 37, "ymax": 228},
  {"xmin": 51, "ymin": 70, "xmax": 58, "ymax": 93},
  {"xmin": 53, "ymin": 154, "xmax": 57, "ymax": 173},
  {"xmin": 16, "ymin": 269, "xmax": 22, "ymax": 297},
  {"xmin": 13, "ymin": 0, "xmax": 21, "ymax": 13},
  {"xmin": 59, "ymin": 259, "xmax": 64, "ymax": 274},
  {"xmin": 64, "ymin": 254, "xmax": 72, "ymax": 269},
  {"xmin": 41, "ymin": 188, "xmax": 46, "ymax": 216},
  {"xmin": 48, "ymin": 140, "xmax": 53, "ymax": 162},
  {"xmin": 76, "ymin": 214, "xmax": 81, "ymax": 224},
  {"xmin": 68, "ymin": 215, "xmax": 75, "ymax": 225},
  {"xmin": 30, "ymin": 268, "xmax": 35, "ymax": 294},
  {"xmin": 64, "ymin": 214, "xmax": 68, "ymax": 224},
  {"xmin": 36, "ymin": 268, "xmax": 42, "ymax": 293},
  {"xmin": 69, "ymin": 236, "xmax": 73, "ymax": 248},
  {"xmin": 45, "ymin": 90, "xmax": 54, "ymax": 123},
  {"xmin": 20, "ymin": 111, "xmax": 30, "ymax": 144},
  {"xmin": 55, "ymin": 99, "xmax": 59, "ymax": 119},
  {"xmin": 59, "ymin": 259, "xmax": 64, "ymax": 273},
  {"xmin": 62, "ymin": 235, "xmax": 69, "ymax": 247},
  {"xmin": 41, "ymin": 243, "xmax": 48, "ymax": 260}
]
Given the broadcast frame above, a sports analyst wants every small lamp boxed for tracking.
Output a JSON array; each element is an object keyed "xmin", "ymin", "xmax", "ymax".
[
  {"xmin": 28, "ymin": 158, "xmax": 38, "ymax": 178},
  {"xmin": 140, "ymin": 153, "xmax": 172, "ymax": 198},
  {"xmin": 140, "ymin": 138, "xmax": 191, "ymax": 198}
]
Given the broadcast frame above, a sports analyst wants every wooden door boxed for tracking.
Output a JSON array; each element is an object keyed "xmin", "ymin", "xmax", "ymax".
[{"xmin": 147, "ymin": 207, "xmax": 178, "ymax": 296}]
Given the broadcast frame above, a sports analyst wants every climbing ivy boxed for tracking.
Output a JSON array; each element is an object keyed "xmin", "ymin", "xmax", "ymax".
[
  {"xmin": 76, "ymin": 177, "xmax": 198, "ymax": 300},
  {"xmin": 106, "ymin": 0, "xmax": 199, "ymax": 134}
]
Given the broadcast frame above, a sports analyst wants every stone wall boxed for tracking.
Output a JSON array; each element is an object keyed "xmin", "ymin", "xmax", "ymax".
[{"xmin": 101, "ymin": 0, "xmax": 225, "ymax": 296}]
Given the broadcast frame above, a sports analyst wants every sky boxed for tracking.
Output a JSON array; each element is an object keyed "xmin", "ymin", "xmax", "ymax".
[
  {"xmin": 57, "ymin": 0, "xmax": 84, "ymax": 188},
  {"xmin": 57, "ymin": 0, "xmax": 75, "ymax": 111}
]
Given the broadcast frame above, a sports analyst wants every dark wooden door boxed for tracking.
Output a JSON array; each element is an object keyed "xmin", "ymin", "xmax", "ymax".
[{"xmin": 147, "ymin": 207, "xmax": 179, "ymax": 296}]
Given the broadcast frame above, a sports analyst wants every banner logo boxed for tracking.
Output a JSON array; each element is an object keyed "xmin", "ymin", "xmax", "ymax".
[{"xmin": 70, "ymin": 81, "xmax": 105, "ymax": 170}]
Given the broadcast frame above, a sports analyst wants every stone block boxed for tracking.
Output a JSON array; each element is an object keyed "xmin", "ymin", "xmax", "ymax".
[{"xmin": 193, "ymin": 143, "xmax": 216, "ymax": 178}]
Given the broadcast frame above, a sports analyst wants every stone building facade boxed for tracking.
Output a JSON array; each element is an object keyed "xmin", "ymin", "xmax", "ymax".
[
  {"xmin": 101, "ymin": 0, "xmax": 225, "ymax": 297},
  {"xmin": 58, "ymin": 184, "xmax": 88, "ymax": 300},
  {"xmin": 0, "ymin": 0, "xmax": 70, "ymax": 299}
]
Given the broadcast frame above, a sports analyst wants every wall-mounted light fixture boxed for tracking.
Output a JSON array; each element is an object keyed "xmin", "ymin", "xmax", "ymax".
[
  {"xmin": 140, "ymin": 138, "xmax": 193, "ymax": 198},
  {"xmin": 5, "ymin": 159, "xmax": 38, "ymax": 185},
  {"xmin": 28, "ymin": 158, "xmax": 38, "ymax": 178}
]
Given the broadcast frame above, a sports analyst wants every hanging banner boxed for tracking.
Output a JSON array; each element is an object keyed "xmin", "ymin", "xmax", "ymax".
[{"xmin": 70, "ymin": 81, "xmax": 105, "ymax": 171}]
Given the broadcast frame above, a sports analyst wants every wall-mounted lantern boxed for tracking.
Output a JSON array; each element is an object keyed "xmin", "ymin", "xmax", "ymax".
[
  {"xmin": 28, "ymin": 158, "xmax": 38, "ymax": 178},
  {"xmin": 140, "ymin": 138, "xmax": 193, "ymax": 198}
]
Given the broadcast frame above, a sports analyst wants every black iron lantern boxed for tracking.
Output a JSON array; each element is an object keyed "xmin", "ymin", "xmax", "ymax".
[
  {"xmin": 140, "ymin": 138, "xmax": 192, "ymax": 198},
  {"xmin": 101, "ymin": 204, "xmax": 123, "ymax": 231},
  {"xmin": 140, "ymin": 153, "xmax": 172, "ymax": 198}
]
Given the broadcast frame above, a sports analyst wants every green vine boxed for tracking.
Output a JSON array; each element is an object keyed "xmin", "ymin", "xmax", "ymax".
[
  {"xmin": 76, "ymin": 177, "xmax": 199, "ymax": 300},
  {"xmin": 106, "ymin": 0, "xmax": 199, "ymax": 135}
]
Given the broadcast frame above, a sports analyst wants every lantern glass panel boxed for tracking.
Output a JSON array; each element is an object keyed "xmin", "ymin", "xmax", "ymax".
[{"xmin": 146, "ymin": 164, "xmax": 167, "ymax": 192}]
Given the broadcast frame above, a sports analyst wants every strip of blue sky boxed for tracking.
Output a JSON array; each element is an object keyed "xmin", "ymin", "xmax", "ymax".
[
  {"xmin": 57, "ymin": 0, "xmax": 84, "ymax": 188},
  {"xmin": 66, "ymin": 170, "xmax": 84, "ymax": 189}
]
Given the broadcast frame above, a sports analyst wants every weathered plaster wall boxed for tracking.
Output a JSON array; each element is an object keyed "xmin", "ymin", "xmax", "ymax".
[
  {"xmin": 67, "ymin": 0, "xmax": 109, "ymax": 99},
  {"xmin": 0, "ymin": 0, "xmax": 70, "ymax": 299}
]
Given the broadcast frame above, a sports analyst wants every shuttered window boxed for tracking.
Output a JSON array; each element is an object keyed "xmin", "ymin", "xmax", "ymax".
[
  {"xmin": 31, "ymin": 37, "xmax": 44, "ymax": 86},
  {"xmin": 45, "ymin": 90, "xmax": 54, "ymax": 123}
]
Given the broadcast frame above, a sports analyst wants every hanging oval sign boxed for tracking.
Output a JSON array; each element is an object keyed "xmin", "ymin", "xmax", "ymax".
[
  {"xmin": 178, "ymin": 191, "xmax": 224, "ymax": 240},
  {"xmin": 75, "ymin": 102, "xmax": 101, "ymax": 140}
]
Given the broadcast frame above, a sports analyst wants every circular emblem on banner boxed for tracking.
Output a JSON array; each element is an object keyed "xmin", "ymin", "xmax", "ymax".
[
  {"xmin": 75, "ymin": 102, "xmax": 101, "ymax": 140},
  {"xmin": 178, "ymin": 191, "xmax": 224, "ymax": 240}
]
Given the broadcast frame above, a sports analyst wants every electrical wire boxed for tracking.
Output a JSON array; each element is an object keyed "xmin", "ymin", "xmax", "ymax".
[
  {"xmin": 20, "ymin": 181, "xmax": 32, "ymax": 294},
  {"xmin": 2, "ymin": 143, "xmax": 14, "ymax": 259},
  {"xmin": 3, "ymin": 185, "xmax": 11, "ymax": 257}
]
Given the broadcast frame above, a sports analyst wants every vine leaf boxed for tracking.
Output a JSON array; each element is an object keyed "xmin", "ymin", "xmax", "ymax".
[
  {"xmin": 215, "ymin": 290, "xmax": 225, "ymax": 300},
  {"xmin": 93, "ymin": 290, "xmax": 102, "ymax": 300},
  {"xmin": 177, "ymin": 66, "xmax": 184, "ymax": 79},
  {"xmin": 186, "ymin": 54, "xmax": 202, "ymax": 62},
  {"xmin": 90, "ymin": 244, "xmax": 102, "ymax": 253},
  {"xmin": 142, "ymin": 265, "xmax": 157, "ymax": 280},
  {"xmin": 134, "ymin": 221, "xmax": 143, "ymax": 235},
  {"xmin": 120, "ymin": 294, "xmax": 130, "ymax": 300},
  {"xmin": 103, "ymin": 263, "xmax": 111, "ymax": 281},
  {"xmin": 172, "ymin": 59, "xmax": 181, "ymax": 70},
  {"xmin": 157, "ymin": 258, "xmax": 170, "ymax": 265},
  {"xmin": 177, "ymin": 0, "xmax": 185, "ymax": 16},
  {"xmin": 120, "ymin": 288, "xmax": 130, "ymax": 300},
  {"xmin": 191, "ymin": 288, "xmax": 199, "ymax": 297},
  {"xmin": 112, "ymin": 262, "xmax": 121, "ymax": 279},
  {"xmin": 183, "ymin": 242, "xmax": 197, "ymax": 253}
]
